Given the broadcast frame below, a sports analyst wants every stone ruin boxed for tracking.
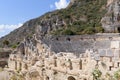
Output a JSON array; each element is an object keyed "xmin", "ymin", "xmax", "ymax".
[{"xmin": 5, "ymin": 33, "xmax": 120, "ymax": 80}]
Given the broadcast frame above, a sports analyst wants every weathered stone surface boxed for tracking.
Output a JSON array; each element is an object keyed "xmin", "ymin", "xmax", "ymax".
[
  {"xmin": 98, "ymin": 49, "xmax": 106, "ymax": 57},
  {"xmin": 111, "ymin": 41, "xmax": 120, "ymax": 49},
  {"xmin": 106, "ymin": 49, "xmax": 114, "ymax": 57},
  {"xmin": 101, "ymin": 0, "xmax": 120, "ymax": 32}
]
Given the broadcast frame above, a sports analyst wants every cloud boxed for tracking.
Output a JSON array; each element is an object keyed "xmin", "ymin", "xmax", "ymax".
[
  {"xmin": 55, "ymin": 0, "xmax": 69, "ymax": 9},
  {"xmin": 0, "ymin": 23, "xmax": 23, "ymax": 38}
]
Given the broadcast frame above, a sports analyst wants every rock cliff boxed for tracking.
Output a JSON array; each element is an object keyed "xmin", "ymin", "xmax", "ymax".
[
  {"xmin": 101, "ymin": 0, "xmax": 120, "ymax": 32},
  {"xmin": 0, "ymin": 0, "xmax": 107, "ymax": 47},
  {"xmin": 1, "ymin": 0, "xmax": 120, "ymax": 48}
]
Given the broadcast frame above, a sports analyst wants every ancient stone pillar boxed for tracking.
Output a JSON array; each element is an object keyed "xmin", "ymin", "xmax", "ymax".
[
  {"xmin": 79, "ymin": 59, "xmax": 82, "ymax": 70},
  {"xmin": 15, "ymin": 61, "xmax": 17, "ymax": 70},
  {"xmin": 19, "ymin": 62, "xmax": 22, "ymax": 71},
  {"xmin": 68, "ymin": 59, "xmax": 73, "ymax": 70},
  {"xmin": 54, "ymin": 57, "xmax": 57, "ymax": 67},
  {"xmin": 24, "ymin": 63, "xmax": 28, "ymax": 70}
]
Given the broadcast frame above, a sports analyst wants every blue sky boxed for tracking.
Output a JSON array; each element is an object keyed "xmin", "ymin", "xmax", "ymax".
[{"xmin": 0, "ymin": 0, "xmax": 70, "ymax": 38}]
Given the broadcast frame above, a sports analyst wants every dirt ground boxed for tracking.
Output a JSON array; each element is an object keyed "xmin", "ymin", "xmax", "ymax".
[{"xmin": 0, "ymin": 71, "xmax": 10, "ymax": 80}]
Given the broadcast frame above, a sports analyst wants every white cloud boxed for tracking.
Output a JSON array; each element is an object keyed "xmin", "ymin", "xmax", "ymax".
[
  {"xmin": 55, "ymin": 0, "xmax": 69, "ymax": 9},
  {"xmin": 0, "ymin": 23, "xmax": 23, "ymax": 38}
]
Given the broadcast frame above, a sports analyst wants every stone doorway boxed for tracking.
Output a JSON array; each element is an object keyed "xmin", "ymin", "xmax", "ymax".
[
  {"xmin": 68, "ymin": 76, "xmax": 76, "ymax": 80},
  {"xmin": 117, "ymin": 27, "xmax": 120, "ymax": 33}
]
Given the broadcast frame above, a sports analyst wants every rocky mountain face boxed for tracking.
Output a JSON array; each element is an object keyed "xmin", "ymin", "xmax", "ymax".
[
  {"xmin": 0, "ymin": 0, "xmax": 120, "ymax": 48},
  {"xmin": 101, "ymin": 0, "xmax": 120, "ymax": 32},
  {"xmin": 0, "ymin": 10, "xmax": 67, "ymax": 47},
  {"xmin": 0, "ymin": 19, "xmax": 36, "ymax": 47}
]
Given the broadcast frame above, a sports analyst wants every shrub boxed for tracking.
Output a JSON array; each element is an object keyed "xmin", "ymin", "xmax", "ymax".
[
  {"xmin": 92, "ymin": 68, "xmax": 102, "ymax": 80},
  {"xmin": 95, "ymin": 26, "xmax": 104, "ymax": 33},
  {"xmin": 82, "ymin": 27, "xmax": 95, "ymax": 34},
  {"xmin": 114, "ymin": 69, "xmax": 120, "ymax": 80},
  {"xmin": 3, "ymin": 40, "xmax": 9, "ymax": 47},
  {"xmin": 61, "ymin": 29, "xmax": 75, "ymax": 35},
  {"xmin": 11, "ymin": 44, "xmax": 18, "ymax": 49},
  {"xmin": 105, "ymin": 73, "xmax": 114, "ymax": 80},
  {"xmin": 50, "ymin": 0, "xmax": 107, "ymax": 35}
]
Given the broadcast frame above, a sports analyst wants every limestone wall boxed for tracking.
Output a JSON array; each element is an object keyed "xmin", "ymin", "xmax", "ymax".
[{"xmin": 6, "ymin": 34, "xmax": 120, "ymax": 80}]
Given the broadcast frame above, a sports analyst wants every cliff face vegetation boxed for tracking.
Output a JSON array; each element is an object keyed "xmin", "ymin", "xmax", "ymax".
[{"xmin": 1, "ymin": 0, "xmax": 120, "ymax": 48}]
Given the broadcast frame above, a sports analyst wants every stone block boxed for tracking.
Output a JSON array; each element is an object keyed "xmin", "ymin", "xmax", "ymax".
[
  {"xmin": 106, "ymin": 49, "xmax": 114, "ymax": 57},
  {"xmin": 98, "ymin": 49, "xmax": 106, "ymax": 57},
  {"xmin": 114, "ymin": 62, "xmax": 119, "ymax": 68},
  {"xmin": 94, "ymin": 54, "xmax": 100, "ymax": 61},
  {"xmin": 114, "ymin": 49, "xmax": 120, "ymax": 59},
  {"xmin": 111, "ymin": 41, "xmax": 120, "ymax": 49},
  {"xmin": 95, "ymin": 40, "xmax": 110, "ymax": 49},
  {"xmin": 108, "ymin": 62, "xmax": 113, "ymax": 66}
]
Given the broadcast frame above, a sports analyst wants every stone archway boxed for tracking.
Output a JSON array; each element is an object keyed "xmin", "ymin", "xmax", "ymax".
[{"xmin": 68, "ymin": 76, "xmax": 76, "ymax": 80}]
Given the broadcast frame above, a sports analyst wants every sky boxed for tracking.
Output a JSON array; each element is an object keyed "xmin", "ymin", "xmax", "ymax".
[{"xmin": 0, "ymin": 0, "xmax": 70, "ymax": 38}]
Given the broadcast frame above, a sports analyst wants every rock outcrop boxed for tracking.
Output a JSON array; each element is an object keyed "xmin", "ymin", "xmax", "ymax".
[{"xmin": 101, "ymin": 0, "xmax": 120, "ymax": 32}]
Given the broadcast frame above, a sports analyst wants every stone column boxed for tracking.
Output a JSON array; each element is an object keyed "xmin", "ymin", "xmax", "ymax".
[
  {"xmin": 24, "ymin": 63, "xmax": 28, "ymax": 70},
  {"xmin": 68, "ymin": 59, "xmax": 73, "ymax": 70},
  {"xmin": 19, "ymin": 62, "xmax": 22, "ymax": 71},
  {"xmin": 15, "ymin": 61, "xmax": 17, "ymax": 70},
  {"xmin": 79, "ymin": 59, "xmax": 82, "ymax": 70}
]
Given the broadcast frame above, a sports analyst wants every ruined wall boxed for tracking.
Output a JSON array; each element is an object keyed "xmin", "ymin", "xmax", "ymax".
[
  {"xmin": 6, "ymin": 33, "xmax": 120, "ymax": 80},
  {"xmin": 0, "ymin": 49, "xmax": 12, "ymax": 68},
  {"xmin": 42, "ymin": 33, "xmax": 120, "ymax": 56}
]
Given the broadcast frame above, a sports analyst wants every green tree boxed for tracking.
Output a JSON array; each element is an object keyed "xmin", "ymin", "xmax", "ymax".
[
  {"xmin": 92, "ymin": 69, "xmax": 102, "ymax": 80},
  {"xmin": 3, "ymin": 40, "xmax": 9, "ymax": 47}
]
